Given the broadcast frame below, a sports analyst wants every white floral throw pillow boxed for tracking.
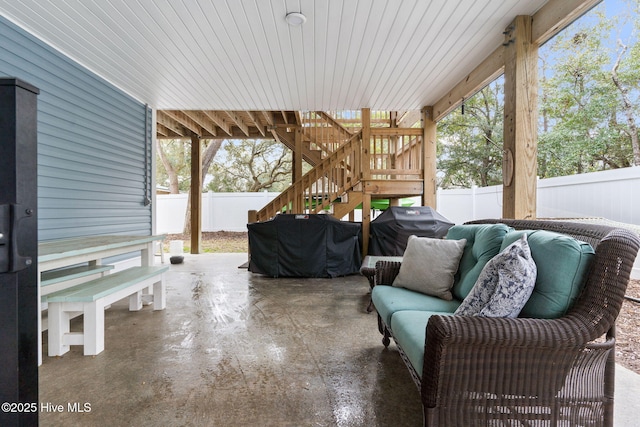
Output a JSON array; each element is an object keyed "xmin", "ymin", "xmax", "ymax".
[{"xmin": 455, "ymin": 234, "xmax": 537, "ymax": 318}]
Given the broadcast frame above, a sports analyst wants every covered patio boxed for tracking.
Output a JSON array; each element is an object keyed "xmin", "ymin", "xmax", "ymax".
[
  {"xmin": 38, "ymin": 254, "xmax": 639, "ymax": 426},
  {"xmin": 2, "ymin": 0, "xmax": 639, "ymax": 426}
]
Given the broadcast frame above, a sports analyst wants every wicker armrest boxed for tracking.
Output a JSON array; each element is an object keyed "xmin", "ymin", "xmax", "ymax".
[
  {"xmin": 374, "ymin": 260, "xmax": 402, "ymax": 286},
  {"xmin": 421, "ymin": 314, "xmax": 591, "ymax": 407}
]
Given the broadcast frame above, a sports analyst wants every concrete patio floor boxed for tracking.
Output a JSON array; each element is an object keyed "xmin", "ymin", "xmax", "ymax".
[{"xmin": 39, "ymin": 253, "xmax": 640, "ymax": 426}]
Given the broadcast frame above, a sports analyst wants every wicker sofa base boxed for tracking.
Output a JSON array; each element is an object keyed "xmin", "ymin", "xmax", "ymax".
[
  {"xmin": 377, "ymin": 312, "xmax": 615, "ymax": 426},
  {"xmin": 371, "ymin": 219, "xmax": 640, "ymax": 427}
]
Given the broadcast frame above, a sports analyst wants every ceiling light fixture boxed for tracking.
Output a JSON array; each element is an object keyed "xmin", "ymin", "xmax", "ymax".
[{"xmin": 285, "ymin": 12, "xmax": 306, "ymax": 26}]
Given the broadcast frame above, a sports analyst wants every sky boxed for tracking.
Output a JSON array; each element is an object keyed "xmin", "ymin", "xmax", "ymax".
[
  {"xmin": 537, "ymin": 0, "xmax": 638, "ymax": 79},
  {"xmin": 564, "ymin": 0, "xmax": 637, "ymax": 53}
]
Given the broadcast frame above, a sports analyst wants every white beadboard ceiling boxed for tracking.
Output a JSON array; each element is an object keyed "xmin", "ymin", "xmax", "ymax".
[{"xmin": 0, "ymin": 0, "xmax": 548, "ymax": 110}]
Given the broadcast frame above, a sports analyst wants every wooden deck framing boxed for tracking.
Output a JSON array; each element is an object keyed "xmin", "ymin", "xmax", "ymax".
[{"xmin": 156, "ymin": 0, "xmax": 602, "ymax": 255}]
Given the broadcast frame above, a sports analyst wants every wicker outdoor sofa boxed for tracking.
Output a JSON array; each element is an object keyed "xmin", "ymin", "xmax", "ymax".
[{"xmin": 371, "ymin": 219, "xmax": 640, "ymax": 426}]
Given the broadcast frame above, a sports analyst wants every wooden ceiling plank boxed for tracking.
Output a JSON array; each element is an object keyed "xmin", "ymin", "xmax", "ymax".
[{"xmin": 202, "ymin": 111, "xmax": 233, "ymax": 136}]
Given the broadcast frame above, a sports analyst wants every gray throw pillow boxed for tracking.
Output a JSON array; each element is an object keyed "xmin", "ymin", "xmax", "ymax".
[
  {"xmin": 392, "ymin": 235, "xmax": 467, "ymax": 301},
  {"xmin": 455, "ymin": 234, "xmax": 537, "ymax": 318}
]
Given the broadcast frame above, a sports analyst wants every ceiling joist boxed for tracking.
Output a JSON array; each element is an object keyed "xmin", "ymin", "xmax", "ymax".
[
  {"xmin": 202, "ymin": 111, "xmax": 233, "ymax": 136},
  {"xmin": 223, "ymin": 111, "xmax": 250, "ymax": 137},
  {"xmin": 182, "ymin": 110, "xmax": 218, "ymax": 137},
  {"xmin": 157, "ymin": 110, "xmax": 302, "ymax": 140}
]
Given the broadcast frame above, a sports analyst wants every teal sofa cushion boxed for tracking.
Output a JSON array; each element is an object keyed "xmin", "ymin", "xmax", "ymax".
[
  {"xmin": 390, "ymin": 310, "xmax": 453, "ymax": 376},
  {"xmin": 500, "ymin": 230, "xmax": 595, "ymax": 318},
  {"xmin": 372, "ymin": 285, "xmax": 461, "ymax": 326},
  {"xmin": 446, "ymin": 224, "xmax": 512, "ymax": 301}
]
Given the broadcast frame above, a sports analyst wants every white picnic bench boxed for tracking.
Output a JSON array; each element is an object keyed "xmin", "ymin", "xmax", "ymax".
[{"xmin": 38, "ymin": 235, "xmax": 167, "ymax": 359}]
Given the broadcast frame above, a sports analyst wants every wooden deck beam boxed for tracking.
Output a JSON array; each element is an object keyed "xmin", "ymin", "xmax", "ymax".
[
  {"xmin": 502, "ymin": 16, "xmax": 538, "ymax": 219},
  {"xmin": 532, "ymin": 0, "xmax": 601, "ymax": 45},
  {"xmin": 432, "ymin": 0, "xmax": 601, "ymax": 122}
]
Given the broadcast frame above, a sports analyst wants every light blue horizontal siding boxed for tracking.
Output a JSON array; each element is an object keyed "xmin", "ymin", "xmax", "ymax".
[{"xmin": 0, "ymin": 15, "xmax": 152, "ymax": 240}]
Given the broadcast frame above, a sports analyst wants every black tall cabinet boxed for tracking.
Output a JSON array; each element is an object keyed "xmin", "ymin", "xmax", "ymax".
[{"xmin": 0, "ymin": 78, "xmax": 39, "ymax": 426}]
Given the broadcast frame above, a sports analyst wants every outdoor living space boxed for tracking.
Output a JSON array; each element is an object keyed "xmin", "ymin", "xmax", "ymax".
[
  {"xmin": 3, "ymin": 0, "xmax": 640, "ymax": 426},
  {"xmin": 38, "ymin": 252, "xmax": 640, "ymax": 427}
]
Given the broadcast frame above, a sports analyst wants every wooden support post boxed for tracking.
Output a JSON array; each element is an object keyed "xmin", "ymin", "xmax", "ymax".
[
  {"xmin": 293, "ymin": 127, "xmax": 304, "ymax": 212},
  {"xmin": 293, "ymin": 127, "xmax": 303, "ymax": 182},
  {"xmin": 362, "ymin": 193, "xmax": 371, "ymax": 257},
  {"xmin": 389, "ymin": 111, "xmax": 398, "ymax": 172},
  {"xmin": 361, "ymin": 108, "xmax": 371, "ymax": 180},
  {"xmin": 247, "ymin": 210, "xmax": 257, "ymax": 262},
  {"xmin": 503, "ymin": 16, "xmax": 538, "ymax": 219},
  {"xmin": 248, "ymin": 210, "xmax": 257, "ymax": 224},
  {"xmin": 190, "ymin": 135, "xmax": 202, "ymax": 253},
  {"xmin": 361, "ymin": 108, "xmax": 371, "ymax": 256},
  {"xmin": 422, "ymin": 107, "xmax": 437, "ymax": 208}
]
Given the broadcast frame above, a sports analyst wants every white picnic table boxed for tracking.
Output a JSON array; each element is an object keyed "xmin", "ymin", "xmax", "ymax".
[{"xmin": 37, "ymin": 234, "xmax": 165, "ymax": 363}]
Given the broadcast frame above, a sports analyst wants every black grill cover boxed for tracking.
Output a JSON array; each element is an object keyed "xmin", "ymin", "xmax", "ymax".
[
  {"xmin": 368, "ymin": 206, "xmax": 454, "ymax": 256},
  {"xmin": 248, "ymin": 214, "xmax": 362, "ymax": 278}
]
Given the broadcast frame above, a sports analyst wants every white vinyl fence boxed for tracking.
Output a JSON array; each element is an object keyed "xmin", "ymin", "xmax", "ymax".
[
  {"xmin": 156, "ymin": 192, "xmax": 280, "ymax": 233},
  {"xmin": 155, "ymin": 167, "xmax": 640, "ymax": 277},
  {"xmin": 436, "ymin": 167, "xmax": 640, "ymax": 226}
]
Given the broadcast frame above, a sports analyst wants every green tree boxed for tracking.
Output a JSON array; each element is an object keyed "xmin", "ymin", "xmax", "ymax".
[
  {"xmin": 538, "ymin": 3, "xmax": 640, "ymax": 176},
  {"xmin": 437, "ymin": 80, "xmax": 504, "ymax": 188},
  {"xmin": 207, "ymin": 139, "xmax": 292, "ymax": 192},
  {"xmin": 156, "ymin": 138, "xmax": 223, "ymax": 234},
  {"xmin": 610, "ymin": 0, "xmax": 640, "ymax": 166},
  {"xmin": 156, "ymin": 139, "xmax": 190, "ymax": 193},
  {"xmin": 437, "ymin": 1, "xmax": 640, "ymax": 187},
  {"xmin": 538, "ymin": 19, "xmax": 623, "ymax": 177},
  {"xmin": 156, "ymin": 139, "xmax": 223, "ymax": 193}
]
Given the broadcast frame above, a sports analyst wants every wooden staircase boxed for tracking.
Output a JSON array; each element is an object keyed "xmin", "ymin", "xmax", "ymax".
[
  {"xmin": 254, "ymin": 131, "xmax": 363, "ymax": 221},
  {"xmin": 331, "ymin": 191, "xmax": 364, "ymax": 220},
  {"xmin": 251, "ymin": 109, "xmax": 427, "ymax": 253}
]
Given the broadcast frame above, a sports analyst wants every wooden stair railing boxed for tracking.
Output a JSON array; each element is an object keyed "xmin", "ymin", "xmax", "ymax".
[
  {"xmin": 368, "ymin": 128, "xmax": 424, "ymax": 180},
  {"xmin": 331, "ymin": 191, "xmax": 364, "ymax": 220},
  {"xmin": 255, "ymin": 131, "xmax": 363, "ymax": 222},
  {"xmin": 299, "ymin": 111, "xmax": 354, "ymax": 159}
]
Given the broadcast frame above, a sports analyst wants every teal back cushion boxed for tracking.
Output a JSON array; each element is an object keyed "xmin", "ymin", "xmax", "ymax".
[
  {"xmin": 500, "ymin": 230, "xmax": 595, "ymax": 319},
  {"xmin": 446, "ymin": 224, "xmax": 512, "ymax": 301}
]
